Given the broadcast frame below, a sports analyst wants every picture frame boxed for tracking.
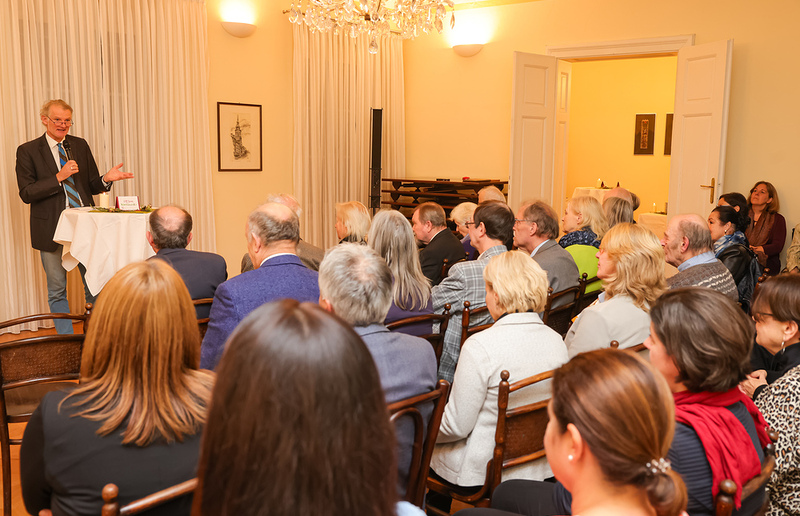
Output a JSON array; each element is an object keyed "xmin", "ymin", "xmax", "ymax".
[
  {"xmin": 633, "ymin": 113, "xmax": 655, "ymax": 155},
  {"xmin": 217, "ymin": 102, "xmax": 262, "ymax": 171},
  {"xmin": 664, "ymin": 113, "xmax": 674, "ymax": 156}
]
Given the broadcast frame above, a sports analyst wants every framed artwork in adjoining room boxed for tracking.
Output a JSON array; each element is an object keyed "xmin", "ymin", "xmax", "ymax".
[
  {"xmin": 218, "ymin": 102, "xmax": 262, "ymax": 171},
  {"xmin": 664, "ymin": 113, "xmax": 674, "ymax": 155},
  {"xmin": 633, "ymin": 113, "xmax": 655, "ymax": 155}
]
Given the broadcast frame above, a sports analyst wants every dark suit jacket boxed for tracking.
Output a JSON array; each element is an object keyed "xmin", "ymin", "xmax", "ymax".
[
  {"xmin": 200, "ymin": 254, "xmax": 320, "ymax": 370},
  {"xmin": 354, "ymin": 324, "xmax": 437, "ymax": 494},
  {"xmin": 420, "ymin": 229, "xmax": 467, "ymax": 286},
  {"xmin": 150, "ymin": 248, "xmax": 228, "ymax": 319},
  {"xmin": 16, "ymin": 134, "xmax": 109, "ymax": 252}
]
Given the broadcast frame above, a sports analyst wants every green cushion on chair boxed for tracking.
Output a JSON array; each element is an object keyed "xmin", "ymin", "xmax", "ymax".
[{"xmin": 566, "ymin": 244, "xmax": 602, "ymax": 293}]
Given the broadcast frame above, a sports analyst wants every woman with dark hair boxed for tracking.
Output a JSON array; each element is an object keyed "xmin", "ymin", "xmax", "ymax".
[
  {"xmin": 718, "ymin": 192, "xmax": 748, "ymax": 215},
  {"xmin": 745, "ymin": 181, "xmax": 786, "ymax": 275},
  {"xmin": 708, "ymin": 205, "xmax": 759, "ymax": 310},
  {"xmin": 740, "ymin": 275, "xmax": 800, "ymax": 400},
  {"xmin": 21, "ymin": 260, "xmax": 215, "ymax": 516},
  {"xmin": 192, "ymin": 299, "xmax": 423, "ymax": 516}
]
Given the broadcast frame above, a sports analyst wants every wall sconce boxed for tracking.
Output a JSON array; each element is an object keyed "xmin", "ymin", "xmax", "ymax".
[
  {"xmin": 221, "ymin": 21, "xmax": 257, "ymax": 37},
  {"xmin": 453, "ymin": 44, "xmax": 484, "ymax": 57}
]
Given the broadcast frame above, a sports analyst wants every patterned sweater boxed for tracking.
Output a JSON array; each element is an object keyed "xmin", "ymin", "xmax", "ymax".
[{"xmin": 666, "ymin": 260, "xmax": 738, "ymax": 301}]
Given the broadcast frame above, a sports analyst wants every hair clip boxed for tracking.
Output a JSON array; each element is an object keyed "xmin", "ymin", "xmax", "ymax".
[{"xmin": 645, "ymin": 457, "xmax": 671, "ymax": 475}]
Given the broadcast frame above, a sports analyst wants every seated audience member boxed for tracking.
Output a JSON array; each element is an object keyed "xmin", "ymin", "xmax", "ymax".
[
  {"xmin": 661, "ymin": 214, "xmax": 738, "ymax": 300},
  {"xmin": 558, "ymin": 196, "xmax": 607, "ymax": 249},
  {"xmin": 200, "ymin": 202, "xmax": 320, "ymax": 370},
  {"xmin": 335, "ymin": 200, "xmax": 371, "ymax": 244},
  {"xmin": 318, "ymin": 244, "xmax": 437, "ymax": 491},
  {"xmin": 192, "ymin": 300, "xmax": 425, "ymax": 516},
  {"xmin": 427, "ymin": 251, "xmax": 568, "ymax": 513},
  {"xmin": 745, "ymin": 181, "xmax": 786, "ymax": 275},
  {"xmin": 240, "ymin": 193, "xmax": 324, "ymax": 272},
  {"xmin": 740, "ymin": 275, "xmax": 800, "ymax": 401},
  {"xmin": 459, "ymin": 349, "xmax": 687, "ymax": 516},
  {"xmin": 718, "ymin": 192, "xmax": 749, "ymax": 215},
  {"xmin": 754, "ymin": 363, "xmax": 800, "ymax": 515},
  {"xmin": 602, "ymin": 185, "xmax": 639, "ymax": 210},
  {"xmin": 451, "ymin": 201, "xmax": 479, "ymax": 260},
  {"xmin": 478, "ymin": 185, "xmax": 507, "ymax": 203},
  {"xmin": 368, "ymin": 210, "xmax": 433, "ymax": 335},
  {"xmin": 708, "ymin": 205, "xmax": 759, "ymax": 311},
  {"xmin": 565, "ymin": 223, "xmax": 665, "ymax": 357},
  {"xmin": 602, "ymin": 196, "xmax": 634, "ymax": 229},
  {"xmin": 147, "ymin": 205, "xmax": 227, "ymax": 319},
  {"xmin": 21, "ymin": 261, "xmax": 214, "ymax": 516},
  {"xmin": 412, "ymin": 202, "xmax": 467, "ymax": 285},
  {"xmin": 432, "ymin": 201, "xmax": 514, "ymax": 383},
  {"xmin": 513, "ymin": 200, "xmax": 579, "ymax": 300},
  {"xmin": 782, "ymin": 223, "xmax": 799, "ymax": 274}
]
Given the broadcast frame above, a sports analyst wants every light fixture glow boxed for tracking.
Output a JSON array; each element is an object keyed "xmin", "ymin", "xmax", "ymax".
[
  {"xmin": 446, "ymin": 9, "xmax": 494, "ymax": 48},
  {"xmin": 221, "ymin": 21, "xmax": 257, "ymax": 38},
  {"xmin": 220, "ymin": 1, "xmax": 256, "ymax": 25},
  {"xmin": 453, "ymin": 44, "xmax": 484, "ymax": 57}
]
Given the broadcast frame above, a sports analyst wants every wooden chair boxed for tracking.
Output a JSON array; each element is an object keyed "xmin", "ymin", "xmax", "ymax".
[
  {"xmin": 387, "ymin": 304, "xmax": 452, "ymax": 365},
  {"xmin": 426, "ymin": 369, "xmax": 554, "ymax": 512},
  {"xmin": 460, "ymin": 301, "xmax": 493, "ymax": 347},
  {"xmin": 541, "ymin": 285, "xmax": 581, "ymax": 338},
  {"xmin": 388, "ymin": 380, "xmax": 451, "ymax": 507},
  {"xmin": 714, "ymin": 430, "xmax": 778, "ymax": 516},
  {"xmin": 101, "ymin": 478, "xmax": 198, "ymax": 516},
  {"xmin": 192, "ymin": 298, "xmax": 214, "ymax": 340},
  {"xmin": 441, "ymin": 254, "xmax": 468, "ymax": 281},
  {"xmin": 0, "ymin": 308, "xmax": 91, "ymax": 516},
  {"xmin": 576, "ymin": 273, "xmax": 602, "ymax": 314},
  {"xmin": 609, "ymin": 340, "xmax": 647, "ymax": 353}
]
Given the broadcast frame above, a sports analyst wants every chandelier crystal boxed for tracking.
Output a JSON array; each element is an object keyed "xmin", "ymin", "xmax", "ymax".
[{"xmin": 286, "ymin": 0, "xmax": 456, "ymax": 54}]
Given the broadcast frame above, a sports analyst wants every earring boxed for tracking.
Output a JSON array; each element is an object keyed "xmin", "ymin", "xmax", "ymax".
[{"xmin": 568, "ymin": 454, "xmax": 574, "ymax": 461}]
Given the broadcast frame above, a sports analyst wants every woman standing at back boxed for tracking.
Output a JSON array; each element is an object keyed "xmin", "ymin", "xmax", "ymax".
[{"xmin": 745, "ymin": 181, "xmax": 786, "ymax": 275}]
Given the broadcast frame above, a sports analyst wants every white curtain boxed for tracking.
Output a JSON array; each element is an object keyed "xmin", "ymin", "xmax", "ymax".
[
  {"xmin": 292, "ymin": 25, "xmax": 406, "ymax": 250},
  {"xmin": 0, "ymin": 0, "xmax": 213, "ymax": 332}
]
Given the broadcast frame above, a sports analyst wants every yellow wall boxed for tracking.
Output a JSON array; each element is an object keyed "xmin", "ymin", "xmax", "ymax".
[
  {"xmin": 403, "ymin": 0, "xmax": 800, "ymax": 238},
  {"xmin": 206, "ymin": 0, "xmax": 294, "ymax": 276},
  {"xmin": 566, "ymin": 57, "xmax": 676, "ymax": 218}
]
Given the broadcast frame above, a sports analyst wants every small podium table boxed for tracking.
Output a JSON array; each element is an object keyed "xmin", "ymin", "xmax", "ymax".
[{"xmin": 53, "ymin": 207, "xmax": 155, "ymax": 296}]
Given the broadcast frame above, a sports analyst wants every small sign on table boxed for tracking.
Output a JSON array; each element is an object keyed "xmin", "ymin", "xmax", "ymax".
[{"xmin": 116, "ymin": 196, "xmax": 141, "ymax": 211}]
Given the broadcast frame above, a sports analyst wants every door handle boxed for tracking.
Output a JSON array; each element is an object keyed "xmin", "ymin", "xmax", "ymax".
[{"xmin": 700, "ymin": 178, "xmax": 716, "ymax": 204}]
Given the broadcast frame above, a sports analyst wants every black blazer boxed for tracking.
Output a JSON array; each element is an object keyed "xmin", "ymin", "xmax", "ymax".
[
  {"xmin": 419, "ymin": 228, "xmax": 467, "ymax": 286},
  {"xmin": 151, "ymin": 248, "xmax": 228, "ymax": 318},
  {"xmin": 16, "ymin": 134, "xmax": 109, "ymax": 252}
]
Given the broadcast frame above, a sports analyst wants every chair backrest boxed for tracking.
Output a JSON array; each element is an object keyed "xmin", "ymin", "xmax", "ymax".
[
  {"xmin": 565, "ymin": 245, "xmax": 601, "ymax": 293},
  {"xmin": 714, "ymin": 430, "xmax": 779, "ymax": 516},
  {"xmin": 388, "ymin": 380, "xmax": 451, "ymax": 507},
  {"xmin": 441, "ymin": 254, "xmax": 467, "ymax": 281},
  {"xmin": 486, "ymin": 369, "xmax": 554, "ymax": 498},
  {"xmin": 192, "ymin": 298, "xmax": 214, "ymax": 340},
  {"xmin": 101, "ymin": 478, "xmax": 198, "ymax": 516},
  {"xmin": 609, "ymin": 340, "xmax": 647, "ymax": 353},
  {"xmin": 576, "ymin": 273, "xmax": 602, "ymax": 314},
  {"xmin": 460, "ymin": 301, "xmax": 493, "ymax": 347},
  {"xmin": 0, "ymin": 305, "xmax": 92, "ymax": 335},
  {"xmin": 541, "ymin": 286, "xmax": 581, "ymax": 337},
  {"xmin": 386, "ymin": 304, "xmax": 452, "ymax": 365}
]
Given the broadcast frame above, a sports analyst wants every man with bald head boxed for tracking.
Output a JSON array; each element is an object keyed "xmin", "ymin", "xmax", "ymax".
[
  {"xmin": 200, "ymin": 202, "xmax": 321, "ymax": 369},
  {"xmin": 148, "ymin": 206, "xmax": 227, "ymax": 318},
  {"xmin": 661, "ymin": 213, "xmax": 737, "ymax": 299},
  {"xmin": 603, "ymin": 186, "xmax": 640, "ymax": 212}
]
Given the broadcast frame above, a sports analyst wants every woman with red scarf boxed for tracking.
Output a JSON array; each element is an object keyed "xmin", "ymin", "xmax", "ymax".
[
  {"xmin": 645, "ymin": 287, "xmax": 771, "ymax": 515},
  {"xmin": 745, "ymin": 181, "xmax": 786, "ymax": 276}
]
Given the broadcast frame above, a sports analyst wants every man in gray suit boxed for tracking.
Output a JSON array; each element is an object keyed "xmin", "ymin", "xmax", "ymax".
[
  {"xmin": 514, "ymin": 200, "xmax": 580, "ymax": 299},
  {"xmin": 318, "ymin": 243, "xmax": 438, "ymax": 493}
]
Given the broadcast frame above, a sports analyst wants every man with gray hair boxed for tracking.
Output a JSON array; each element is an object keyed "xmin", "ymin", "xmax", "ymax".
[
  {"xmin": 147, "ymin": 205, "xmax": 227, "ymax": 319},
  {"xmin": 661, "ymin": 213, "xmax": 737, "ymax": 299},
  {"xmin": 200, "ymin": 202, "xmax": 320, "ymax": 370},
  {"xmin": 240, "ymin": 193, "xmax": 325, "ymax": 272},
  {"xmin": 318, "ymin": 243, "xmax": 437, "ymax": 493}
]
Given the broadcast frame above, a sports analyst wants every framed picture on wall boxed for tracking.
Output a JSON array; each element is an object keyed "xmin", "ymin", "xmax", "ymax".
[
  {"xmin": 218, "ymin": 102, "xmax": 262, "ymax": 171},
  {"xmin": 664, "ymin": 113, "xmax": 674, "ymax": 155},
  {"xmin": 633, "ymin": 113, "xmax": 655, "ymax": 155}
]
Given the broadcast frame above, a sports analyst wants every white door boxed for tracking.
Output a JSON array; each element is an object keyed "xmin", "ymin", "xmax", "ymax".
[
  {"xmin": 508, "ymin": 52, "xmax": 558, "ymax": 210},
  {"xmin": 553, "ymin": 60, "xmax": 572, "ymax": 219},
  {"xmin": 668, "ymin": 39, "xmax": 733, "ymax": 219}
]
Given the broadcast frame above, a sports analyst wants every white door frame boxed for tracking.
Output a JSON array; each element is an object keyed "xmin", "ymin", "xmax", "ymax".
[{"xmin": 546, "ymin": 35, "xmax": 695, "ymax": 60}]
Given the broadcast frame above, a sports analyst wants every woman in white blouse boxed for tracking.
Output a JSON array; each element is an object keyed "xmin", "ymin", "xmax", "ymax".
[
  {"xmin": 565, "ymin": 222, "xmax": 666, "ymax": 357},
  {"xmin": 427, "ymin": 251, "xmax": 568, "ymax": 510}
]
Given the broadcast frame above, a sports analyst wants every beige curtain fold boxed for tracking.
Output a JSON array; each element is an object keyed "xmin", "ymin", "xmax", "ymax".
[
  {"xmin": 0, "ymin": 0, "xmax": 213, "ymax": 333},
  {"xmin": 292, "ymin": 25, "xmax": 406, "ymax": 250}
]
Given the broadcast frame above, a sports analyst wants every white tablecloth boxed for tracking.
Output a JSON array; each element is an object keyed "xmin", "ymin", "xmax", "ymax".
[
  {"xmin": 638, "ymin": 212, "xmax": 668, "ymax": 240},
  {"xmin": 571, "ymin": 187, "xmax": 607, "ymax": 203},
  {"xmin": 53, "ymin": 207, "xmax": 155, "ymax": 295}
]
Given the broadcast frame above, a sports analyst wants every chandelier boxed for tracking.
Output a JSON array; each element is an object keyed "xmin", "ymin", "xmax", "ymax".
[{"xmin": 285, "ymin": 0, "xmax": 456, "ymax": 54}]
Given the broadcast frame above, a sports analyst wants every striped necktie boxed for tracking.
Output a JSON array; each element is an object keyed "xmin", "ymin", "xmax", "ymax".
[{"xmin": 57, "ymin": 142, "xmax": 82, "ymax": 208}]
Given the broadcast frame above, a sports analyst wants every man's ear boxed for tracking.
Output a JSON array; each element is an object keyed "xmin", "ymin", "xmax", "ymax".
[
  {"xmin": 530, "ymin": 222, "xmax": 539, "ymax": 237},
  {"xmin": 146, "ymin": 231, "xmax": 155, "ymax": 247},
  {"xmin": 319, "ymin": 297, "xmax": 334, "ymax": 313},
  {"xmin": 681, "ymin": 236, "xmax": 690, "ymax": 253},
  {"xmin": 186, "ymin": 232, "xmax": 193, "ymax": 246}
]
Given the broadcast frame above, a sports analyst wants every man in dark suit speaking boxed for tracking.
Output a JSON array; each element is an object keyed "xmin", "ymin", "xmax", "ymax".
[
  {"xmin": 147, "ymin": 206, "xmax": 228, "ymax": 319},
  {"xmin": 16, "ymin": 99, "xmax": 133, "ymax": 333}
]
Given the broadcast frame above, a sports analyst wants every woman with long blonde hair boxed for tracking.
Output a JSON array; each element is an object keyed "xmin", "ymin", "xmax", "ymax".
[
  {"xmin": 565, "ymin": 222, "xmax": 666, "ymax": 357},
  {"xmin": 21, "ymin": 260, "xmax": 214, "ymax": 516}
]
